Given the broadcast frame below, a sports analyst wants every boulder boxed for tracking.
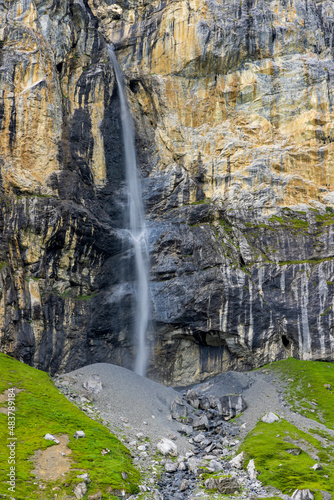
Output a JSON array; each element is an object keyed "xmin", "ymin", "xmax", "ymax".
[
  {"xmin": 186, "ymin": 389, "xmax": 200, "ymax": 409},
  {"xmin": 219, "ymin": 395, "xmax": 247, "ymax": 420},
  {"xmin": 193, "ymin": 433, "xmax": 205, "ymax": 443},
  {"xmin": 76, "ymin": 473, "xmax": 91, "ymax": 483},
  {"xmin": 229, "ymin": 451, "xmax": 245, "ymax": 469},
  {"xmin": 286, "ymin": 448, "xmax": 301, "ymax": 456},
  {"xmin": 261, "ymin": 412, "xmax": 279, "ymax": 423},
  {"xmin": 199, "ymin": 396, "xmax": 211, "ymax": 410},
  {"xmin": 204, "ymin": 476, "xmax": 239, "ymax": 494},
  {"xmin": 171, "ymin": 397, "xmax": 189, "ymax": 422},
  {"xmin": 320, "ymin": 492, "xmax": 332, "ymax": 500},
  {"xmin": 44, "ymin": 433, "xmax": 59, "ymax": 444},
  {"xmin": 74, "ymin": 431, "xmax": 86, "ymax": 439},
  {"xmin": 193, "ymin": 415, "xmax": 209, "ymax": 430},
  {"xmin": 156, "ymin": 438, "xmax": 178, "ymax": 456},
  {"xmin": 292, "ymin": 489, "xmax": 314, "ymax": 500},
  {"xmin": 180, "ymin": 424, "xmax": 193, "ymax": 435},
  {"xmin": 180, "ymin": 479, "xmax": 191, "ymax": 491},
  {"xmin": 73, "ymin": 482, "xmax": 87, "ymax": 499},
  {"xmin": 311, "ymin": 463, "xmax": 323, "ymax": 470},
  {"xmin": 247, "ymin": 459, "xmax": 257, "ymax": 480},
  {"xmin": 187, "ymin": 457, "xmax": 201, "ymax": 473},
  {"xmin": 165, "ymin": 461, "xmax": 178, "ymax": 472},
  {"xmin": 208, "ymin": 459, "xmax": 223, "ymax": 472}
]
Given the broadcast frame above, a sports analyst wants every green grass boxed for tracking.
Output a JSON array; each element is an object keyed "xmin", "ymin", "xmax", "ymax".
[
  {"xmin": 239, "ymin": 418, "xmax": 334, "ymax": 495},
  {"xmin": 268, "ymin": 358, "xmax": 334, "ymax": 428},
  {"xmin": 0, "ymin": 353, "xmax": 140, "ymax": 499}
]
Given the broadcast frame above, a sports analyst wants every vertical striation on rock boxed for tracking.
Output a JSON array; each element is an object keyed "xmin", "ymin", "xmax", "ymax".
[{"xmin": 1, "ymin": 0, "xmax": 334, "ymax": 384}]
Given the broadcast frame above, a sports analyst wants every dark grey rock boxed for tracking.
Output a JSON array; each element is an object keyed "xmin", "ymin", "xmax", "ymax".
[{"xmin": 219, "ymin": 395, "xmax": 247, "ymax": 420}]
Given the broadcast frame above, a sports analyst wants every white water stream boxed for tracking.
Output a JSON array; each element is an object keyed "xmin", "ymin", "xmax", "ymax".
[{"xmin": 108, "ymin": 47, "xmax": 149, "ymax": 376}]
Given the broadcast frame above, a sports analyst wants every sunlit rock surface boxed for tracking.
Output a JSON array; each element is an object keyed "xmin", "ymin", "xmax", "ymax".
[{"xmin": 1, "ymin": 0, "xmax": 334, "ymax": 384}]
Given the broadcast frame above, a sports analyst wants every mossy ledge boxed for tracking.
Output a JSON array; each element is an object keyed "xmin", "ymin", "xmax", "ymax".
[{"xmin": 0, "ymin": 353, "xmax": 140, "ymax": 499}]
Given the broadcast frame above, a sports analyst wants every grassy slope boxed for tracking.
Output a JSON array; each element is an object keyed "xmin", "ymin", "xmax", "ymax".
[
  {"xmin": 0, "ymin": 353, "xmax": 140, "ymax": 499},
  {"xmin": 269, "ymin": 358, "xmax": 334, "ymax": 429},
  {"xmin": 239, "ymin": 358, "xmax": 334, "ymax": 499}
]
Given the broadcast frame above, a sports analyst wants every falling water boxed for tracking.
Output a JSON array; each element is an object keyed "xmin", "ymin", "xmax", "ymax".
[{"xmin": 108, "ymin": 46, "xmax": 149, "ymax": 376}]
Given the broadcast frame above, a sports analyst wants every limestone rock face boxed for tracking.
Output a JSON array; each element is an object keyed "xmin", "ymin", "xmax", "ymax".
[
  {"xmin": 0, "ymin": 0, "xmax": 137, "ymax": 373},
  {"xmin": 1, "ymin": 0, "xmax": 334, "ymax": 384}
]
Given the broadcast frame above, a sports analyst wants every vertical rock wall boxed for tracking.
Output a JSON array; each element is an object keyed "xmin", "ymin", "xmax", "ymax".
[{"xmin": 0, "ymin": 0, "xmax": 334, "ymax": 385}]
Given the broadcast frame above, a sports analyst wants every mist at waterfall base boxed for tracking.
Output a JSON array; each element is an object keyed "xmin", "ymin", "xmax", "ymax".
[{"xmin": 108, "ymin": 47, "xmax": 150, "ymax": 377}]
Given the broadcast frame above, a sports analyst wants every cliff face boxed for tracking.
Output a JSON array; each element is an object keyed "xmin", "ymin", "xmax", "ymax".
[{"xmin": 1, "ymin": 0, "xmax": 334, "ymax": 385}]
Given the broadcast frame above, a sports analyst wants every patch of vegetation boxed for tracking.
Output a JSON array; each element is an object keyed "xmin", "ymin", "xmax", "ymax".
[
  {"xmin": 73, "ymin": 293, "xmax": 98, "ymax": 301},
  {"xmin": 269, "ymin": 214, "xmax": 309, "ymax": 230},
  {"xmin": 0, "ymin": 261, "xmax": 8, "ymax": 272},
  {"xmin": 315, "ymin": 212, "xmax": 334, "ymax": 226},
  {"xmin": 239, "ymin": 418, "xmax": 334, "ymax": 495},
  {"xmin": 188, "ymin": 198, "xmax": 212, "ymax": 206},
  {"xmin": 0, "ymin": 353, "xmax": 140, "ymax": 499},
  {"xmin": 279, "ymin": 256, "xmax": 333, "ymax": 266},
  {"xmin": 267, "ymin": 358, "xmax": 334, "ymax": 429}
]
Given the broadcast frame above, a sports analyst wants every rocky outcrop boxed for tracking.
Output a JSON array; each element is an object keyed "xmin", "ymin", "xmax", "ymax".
[{"xmin": 1, "ymin": 0, "xmax": 334, "ymax": 384}]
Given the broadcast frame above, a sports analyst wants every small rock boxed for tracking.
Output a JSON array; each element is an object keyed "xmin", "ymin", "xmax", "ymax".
[
  {"xmin": 261, "ymin": 412, "xmax": 279, "ymax": 423},
  {"xmin": 286, "ymin": 448, "xmax": 301, "ymax": 456},
  {"xmin": 74, "ymin": 431, "xmax": 86, "ymax": 439},
  {"xmin": 157, "ymin": 438, "xmax": 177, "ymax": 456},
  {"xmin": 292, "ymin": 489, "xmax": 314, "ymax": 500},
  {"xmin": 82, "ymin": 375, "xmax": 103, "ymax": 394},
  {"xmin": 320, "ymin": 492, "xmax": 332, "ymax": 500},
  {"xmin": 311, "ymin": 463, "xmax": 323, "ymax": 470},
  {"xmin": 180, "ymin": 424, "xmax": 193, "ymax": 435},
  {"xmin": 178, "ymin": 461, "xmax": 187, "ymax": 471},
  {"xmin": 121, "ymin": 471, "xmax": 128, "ymax": 480},
  {"xmin": 324, "ymin": 384, "xmax": 331, "ymax": 391},
  {"xmin": 193, "ymin": 433, "xmax": 205, "ymax": 443},
  {"xmin": 138, "ymin": 445, "xmax": 147, "ymax": 451},
  {"xmin": 73, "ymin": 482, "xmax": 87, "ymax": 499},
  {"xmin": 187, "ymin": 456, "xmax": 201, "ymax": 473},
  {"xmin": 44, "ymin": 433, "xmax": 59, "ymax": 444},
  {"xmin": 165, "ymin": 461, "xmax": 178, "ymax": 472},
  {"xmin": 247, "ymin": 459, "xmax": 257, "ymax": 480},
  {"xmin": 180, "ymin": 479, "xmax": 191, "ymax": 492},
  {"xmin": 229, "ymin": 451, "xmax": 245, "ymax": 469},
  {"xmin": 136, "ymin": 432, "xmax": 144, "ymax": 439},
  {"xmin": 76, "ymin": 473, "xmax": 91, "ymax": 483},
  {"xmin": 208, "ymin": 459, "xmax": 222, "ymax": 472},
  {"xmin": 101, "ymin": 448, "xmax": 110, "ymax": 455}
]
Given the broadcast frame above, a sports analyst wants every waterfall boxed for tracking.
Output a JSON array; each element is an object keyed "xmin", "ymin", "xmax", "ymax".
[{"xmin": 108, "ymin": 46, "xmax": 149, "ymax": 377}]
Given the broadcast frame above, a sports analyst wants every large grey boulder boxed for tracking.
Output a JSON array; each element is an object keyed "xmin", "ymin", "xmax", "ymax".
[
  {"xmin": 193, "ymin": 415, "xmax": 209, "ymax": 430},
  {"xmin": 219, "ymin": 395, "xmax": 247, "ymax": 420},
  {"xmin": 204, "ymin": 475, "xmax": 239, "ymax": 494}
]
